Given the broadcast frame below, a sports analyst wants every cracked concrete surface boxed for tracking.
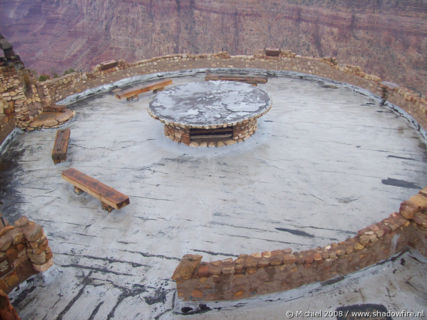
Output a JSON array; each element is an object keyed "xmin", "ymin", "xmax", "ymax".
[
  {"xmin": 0, "ymin": 70, "xmax": 426, "ymax": 319},
  {"xmin": 149, "ymin": 81, "xmax": 271, "ymax": 127}
]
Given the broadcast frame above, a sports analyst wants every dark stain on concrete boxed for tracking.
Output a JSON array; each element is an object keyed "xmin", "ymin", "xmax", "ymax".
[
  {"xmin": 275, "ymin": 227, "xmax": 315, "ymax": 238},
  {"xmin": 0, "ymin": 139, "xmax": 25, "ymax": 223},
  {"xmin": 381, "ymin": 178, "xmax": 421, "ymax": 189},
  {"xmin": 387, "ymin": 155, "xmax": 416, "ymax": 161}
]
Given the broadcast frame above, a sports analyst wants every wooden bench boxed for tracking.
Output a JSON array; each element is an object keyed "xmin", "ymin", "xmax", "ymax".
[
  {"xmin": 99, "ymin": 59, "xmax": 118, "ymax": 71},
  {"xmin": 205, "ymin": 73, "xmax": 268, "ymax": 86},
  {"xmin": 265, "ymin": 48, "xmax": 281, "ymax": 57},
  {"xmin": 62, "ymin": 168, "xmax": 130, "ymax": 212},
  {"xmin": 52, "ymin": 128, "xmax": 70, "ymax": 164},
  {"xmin": 115, "ymin": 79, "xmax": 173, "ymax": 101}
]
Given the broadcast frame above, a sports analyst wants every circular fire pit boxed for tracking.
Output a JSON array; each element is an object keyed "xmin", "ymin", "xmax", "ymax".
[{"xmin": 148, "ymin": 81, "xmax": 272, "ymax": 146}]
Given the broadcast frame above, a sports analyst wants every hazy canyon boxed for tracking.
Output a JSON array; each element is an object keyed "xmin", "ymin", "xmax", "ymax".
[{"xmin": 0, "ymin": 0, "xmax": 426, "ymax": 94}]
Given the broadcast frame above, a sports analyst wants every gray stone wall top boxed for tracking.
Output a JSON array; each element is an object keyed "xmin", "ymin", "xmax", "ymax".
[{"xmin": 148, "ymin": 81, "xmax": 271, "ymax": 128}]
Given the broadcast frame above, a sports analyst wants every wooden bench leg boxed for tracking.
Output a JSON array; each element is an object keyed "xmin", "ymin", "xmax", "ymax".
[
  {"xmin": 126, "ymin": 96, "xmax": 138, "ymax": 102},
  {"xmin": 74, "ymin": 186, "xmax": 84, "ymax": 195},
  {"xmin": 101, "ymin": 202, "xmax": 114, "ymax": 212},
  {"xmin": 153, "ymin": 87, "xmax": 165, "ymax": 93}
]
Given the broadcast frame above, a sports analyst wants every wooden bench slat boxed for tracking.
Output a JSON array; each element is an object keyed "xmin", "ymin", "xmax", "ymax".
[
  {"xmin": 115, "ymin": 79, "xmax": 173, "ymax": 100},
  {"xmin": 265, "ymin": 48, "xmax": 281, "ymax": 57},
  {"xmin": 205, "ymin": 74, "xmax": 268, "ymax": 85},
  {"xmin": 52, "ymin": 128, "xmax": 70, "ymax": 164},
  {"xmin": 62, "ymin": 168, "xmax": 130, "ymax": 210}
]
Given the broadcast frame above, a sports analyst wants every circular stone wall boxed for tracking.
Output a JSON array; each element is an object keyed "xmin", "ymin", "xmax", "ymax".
[
  {"xmin": 1, "ymin": 69, "xmax": 426, "ymax": 319},
  {"xmin": 148, "ymin": 81, "xmax": 271, "ymax": 146}
]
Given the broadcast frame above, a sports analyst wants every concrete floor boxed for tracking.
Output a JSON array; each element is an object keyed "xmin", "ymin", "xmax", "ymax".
[{"xmin": 0, "ymin": 70, "xmax": 426, "ymax": 319}]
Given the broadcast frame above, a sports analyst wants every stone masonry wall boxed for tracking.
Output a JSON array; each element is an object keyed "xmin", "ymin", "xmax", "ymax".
[
  {"xmin": 232, "ymin": 118, "xmax": 257, "ymax": 143},
  {"xmin": 0, "ymin": 217, "xmax": 53, "ymax": 294},
  {"xmin": 0, "ymin": 65, "xmax": 44, "ymax": 131},
  {"xmin": 171, "ymin": 187, "xmax": 427, "ymax": 301},
  {"xmin": 164, "ymin": 124, "xmax": 191, "ymax": 145}
]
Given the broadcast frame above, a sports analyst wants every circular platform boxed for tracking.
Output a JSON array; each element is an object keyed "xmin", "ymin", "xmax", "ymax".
[{"xmin": 148, "ymin": 81, "xmax": 272, "ymax": 128}]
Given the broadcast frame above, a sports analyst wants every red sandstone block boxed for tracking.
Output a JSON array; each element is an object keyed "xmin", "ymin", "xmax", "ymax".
[
  {"xmin": 294, "ymin": 252, "xmax": 305, "ymax": 264},
  {"xmin": 374, "ymin": 228, "xmax": 385, "ymax": 238},
  {"xmin": 191, "ymin": 289, "xmax": 203, "ymax": 299},
  {"xmin": 378, "ymin": 221, "xmax": 392, "ymax": 234},
  {"xmin": 303, "ymin": 251, "xmax": 315, "ymax": 264},
  {"xmin": 392, "ymin": 214, "xmax": 410, "ymax": 228},
  {"xmin": 270, "ymin": 250, "xmax": 284, "ymax": 266},
  {"xmin": 357, "ymin": 227, "xmax": 371, "ymax": 236},
  {"xmin": 261, "ymin": 251, "xmax": 271, "ymax": 258},
  {"xmin": 0, "ymin": 226, "xmax": 14, "ymax": 238},
  {"xmin": 221, "ymin": 261, "xmax": 235, "ymax": 275},
  {"xmin": 233, "ymin": 290, "xmax": 245, "ymax": 299},
  {"xmin": 407, "ymin": 194, "xmax": 427, "ymax": 210},
  {"xmin": 258, "ymin": 256, "xmax": 270, "ymax": 267},
  {"xmin": 283, "ymin": 254, "xmax": 296, "ymax": 264},
  {"xmin": 369, "ymin": 224, "xmax": 380, "ymax": 232},
  {"xmin": 313, "ymin": 252, "xmax": 322, "ymax": 261},
  {"xmin": 5, "ymin": 247, "xmax": 17, "ymax": 263},
  {"xmin": 172, "ymin": 254, "xmax": 202, "ymax": 281},
  {"xmin": 246, "ymin": 267, "xmax": 257, "ymax": 274},
  {"xmin": 197, "ymin": 263, "xmax": 209, "ymax": 278},
  {"xmin": 0, "ymin": 280, "xmax": 8, "ymax": 294},
  {"xmin": 234, "ymin": 254, "xmax": 248, "ymax": 273},
  {"xmin": 4, "ymin": 271, "xmax": 19, "ymax": 288},
  {"xmin": 207, "ymin": 261, "xmax": 222, "ymax": 275},
  {"xmin": 22, "ymin": 223, "xmax": 43, "ymax": 242},
  {"xmin": 354, "ymin": 242, "xmax": 364, "ymax": 250},
  {"xmin": 0, "ymin": 234, "xmax": 12, "ymax": 252},
  {"xmin": 245, "ymin": 255, "xmax": 259, "ymax": 268},
  {"xmin": 413, "ymin": 212, "xmax": 427, "ymax": 228},
  {"xmin": 32, "ymin": 258, "xmax": 53, "ymax": 273},
  {"xmin": 38, "ymin": 238, "xmax": 49, "ymax": 251},
  {"xmin": 9, "ymin": 230, "xmax": 23, "ymax": 246},
  {"xmin": 400, "ymin": 202, "xmax": 418, "ymax": 219}
]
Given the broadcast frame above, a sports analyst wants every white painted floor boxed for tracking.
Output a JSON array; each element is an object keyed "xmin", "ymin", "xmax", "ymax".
[{"xmin": 1, "ymin": 70, "xmax": 426, "ymax": 319}]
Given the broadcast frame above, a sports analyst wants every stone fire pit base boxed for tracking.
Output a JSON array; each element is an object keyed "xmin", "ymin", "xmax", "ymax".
[{"xmin": 164, "ymin": 118, "xmax": 257, "ymax": 147}]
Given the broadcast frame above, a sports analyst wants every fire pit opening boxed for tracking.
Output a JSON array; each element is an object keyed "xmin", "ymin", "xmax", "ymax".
[{"xmin": 189, "ymin": 127, "xmax": 234, "ymax": 142}]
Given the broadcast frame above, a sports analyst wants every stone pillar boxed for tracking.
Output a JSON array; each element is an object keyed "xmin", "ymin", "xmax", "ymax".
[
  {"xmin": 0, "ymin": 217, "xmax": 53, "ymax": 294},
  {"xmin": 232, "ymin": 118, "xmax": 257, "ymax": 142},
  {"xmin": 164, "ymin": 124, "xmax": 191, "ymax": 145}
]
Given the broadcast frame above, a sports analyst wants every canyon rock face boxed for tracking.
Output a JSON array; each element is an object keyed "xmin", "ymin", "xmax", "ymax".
[{"xmin": 0, "ymin": 0, "xmax": 426, "ymax": 95}]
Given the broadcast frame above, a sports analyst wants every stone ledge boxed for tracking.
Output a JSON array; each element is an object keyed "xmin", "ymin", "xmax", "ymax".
[{"xmin": 27, "ymin": 109, "xmax": 75, "ymax": 130}]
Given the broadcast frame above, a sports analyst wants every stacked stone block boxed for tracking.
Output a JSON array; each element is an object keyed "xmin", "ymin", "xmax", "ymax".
[
  {"xmin": 172, "ymin": 187, "xmax": 427, "ymax": 301},
  {"xmin": 0, "ymin": 65, "xmax": 43, "ymax": 130},
  {"xmin": 164, "ymin": 124, "xmax": 191, "ymax": 145},
  {"xmin": 0, "ymin": 217, "xmax": 53, "ymax": 294},
  {"xmin": 232, "ymin": 118, "xmax": 257, "ymax": 143},
  {"xmin": 163, "ymin": 118, "xmax": 259, "ymax": 147}
]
